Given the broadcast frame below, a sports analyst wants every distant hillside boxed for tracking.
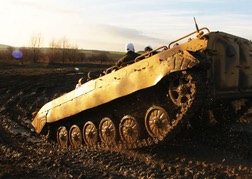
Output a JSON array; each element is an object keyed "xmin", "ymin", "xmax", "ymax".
[{"xmin": 0, "ymin": 44, "xmax": 11, "ymax": 50}]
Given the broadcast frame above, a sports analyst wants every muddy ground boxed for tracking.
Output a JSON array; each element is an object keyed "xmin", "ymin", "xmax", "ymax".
[{"xmin": 0, "ymin": 64, "xmax": 251, "ymax": 178}]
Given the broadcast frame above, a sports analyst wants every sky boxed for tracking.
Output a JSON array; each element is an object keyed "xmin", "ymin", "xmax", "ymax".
[{"xmin": 0, "ymin": 0, "xmax": 252, "ymax": 52}]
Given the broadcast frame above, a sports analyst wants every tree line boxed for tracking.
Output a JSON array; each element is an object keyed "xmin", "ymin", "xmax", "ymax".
[{"xmin": 0, "ymin": 34, "xmax": 118, "ymax": 65}]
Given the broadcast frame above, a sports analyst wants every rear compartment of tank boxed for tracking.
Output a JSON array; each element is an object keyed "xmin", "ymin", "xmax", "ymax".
[{"xmin": 207, "ymin": 32, "xmax": 252, "ymax": 99}]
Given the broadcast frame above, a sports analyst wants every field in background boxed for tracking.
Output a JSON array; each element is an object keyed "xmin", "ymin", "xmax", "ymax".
[{"xmin": 0, "ymin": 44, "xmax": 125, "ymax": 66}]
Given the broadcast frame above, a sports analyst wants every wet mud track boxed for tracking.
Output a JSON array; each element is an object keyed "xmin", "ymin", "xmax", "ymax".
[{"xmin": 0, "ymin": 68, "xmax": 251, "ymax": 178}]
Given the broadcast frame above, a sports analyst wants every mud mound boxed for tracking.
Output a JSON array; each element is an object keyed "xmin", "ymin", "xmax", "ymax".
[{"xmin": 0, "ymin": 67, "xmax": 251, "ymax": 178}]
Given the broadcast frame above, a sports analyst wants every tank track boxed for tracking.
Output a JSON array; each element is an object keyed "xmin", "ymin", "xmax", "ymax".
[{"xmin": 44, "ymin": 69, "xmax": 206, "ymax": 151}]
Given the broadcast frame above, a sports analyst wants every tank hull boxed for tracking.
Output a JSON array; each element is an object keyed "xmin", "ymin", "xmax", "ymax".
[{"xmin": 31, "ymin": 27, "xmax": 252, "ymax": 149}]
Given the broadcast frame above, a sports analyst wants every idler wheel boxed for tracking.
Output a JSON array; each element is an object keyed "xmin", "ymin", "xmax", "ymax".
[
  {"xmin": 57, "ymin": 126, "xmax": 68, "ymax": 148},
  {"xmin": 99, "ymin": 117, "xmax": 116, "ymax": 145},
  {"xmin": 119, "ymin": 115, "xmax": 140, "ymax": 144},
  {"xmin": 168, "ymin": 72, "xmax": 195, "ymax": 107},
  {"xmin": 82, "ymin": 121, "xmax": 98, "ymax": 146},
  {"xmin": 145, "ymin": 106, "xmax": 171, "ymax": 141},
  {"xmin": 69, "ymin": 125, "xmax": 82, "ymax": 148}
]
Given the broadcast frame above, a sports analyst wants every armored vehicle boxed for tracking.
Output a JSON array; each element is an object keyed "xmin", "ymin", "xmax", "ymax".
[{"xmin": 31, "ymin": 23, "xmax": 252, "ymax": 149}]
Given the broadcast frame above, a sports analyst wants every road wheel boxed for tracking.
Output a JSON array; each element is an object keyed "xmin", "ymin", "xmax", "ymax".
[
  {"xmin": 99, "ymin": 117, "xmax": 116, "ymax": 145},
  {"xmin": 82, "ymin": 121, "xmax": 98, "ymax": 146},
  {"xmin": 145, "ymin": 106, "xmax": 171, "ymax": 141},
  {"xmin": 69, "ymin": 125, "xmax": 82, "ymax": 148},
  {"xmin": 119, "ymin": 115, "xmax": 140, "ymax": 144},
  {"xmin": 57, "ymin": 126, "xmax": 68, "ymax": 148}
]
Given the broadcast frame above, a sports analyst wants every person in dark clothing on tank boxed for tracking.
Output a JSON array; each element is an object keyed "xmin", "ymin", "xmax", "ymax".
[
  {"xmin": 144, "ymin": 45, "xmax": 157, "ymax": 58},
  {"xmin": 115, "ymin": 43, "xmax": 140, "ymax": 68}
]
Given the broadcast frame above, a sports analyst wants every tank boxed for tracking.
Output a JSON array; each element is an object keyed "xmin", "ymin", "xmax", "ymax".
[{"xmin": 31, "ymin": 23, "xmax": 252, "ymax": 149}]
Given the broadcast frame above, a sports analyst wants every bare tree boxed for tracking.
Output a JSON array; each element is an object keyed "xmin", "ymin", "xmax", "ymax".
[
  {"xmin": 47, "ymin": 37, "xmax": 88, "ymax": 64},
  {"xmin": 68, "ymin": 44, "xmax": 79, "ymax": 64},
  {"xmin": 60, "ymin": 37, "xmax": 70, "ymax": 64},
  {"xmin": 48, "ymin": 39, "xmax": 61, "ymax": 64},
  {"xmin": 30, "ymin": 33, "xmax": 43, "ymax": 63}
]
